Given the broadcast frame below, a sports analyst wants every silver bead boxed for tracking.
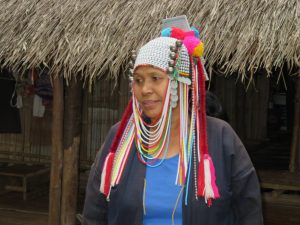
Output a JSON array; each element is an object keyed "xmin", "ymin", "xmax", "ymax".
[
  {"xmin": 176, "ymin": 40, "xmax": 182, "ymax": 48},
  {"xmin": 168, "ymin": 60, "xmax": 175, "ymax": 67},
  {"xmin": 128, "ymin": 61, "xmax": 134, "ymax": 68},
  {"xmin": 170, "ymin": 46, "xmax": 176, "ymax": 52},
  {"xmin": 167, "ymin": 67, "xmax": 174, "ymax": 74},
  {"xmin": 169, "ymin": 52, "xmax": 176, "ymax": 59},
  {"xmin": 131, "ymin": 50, "xmax": 137, "ymax": 60}
]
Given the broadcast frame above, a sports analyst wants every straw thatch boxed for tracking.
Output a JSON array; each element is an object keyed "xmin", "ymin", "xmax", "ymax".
[{"xmin": 0, "ymin": 0, "xmax": 299, "ymax": 84}]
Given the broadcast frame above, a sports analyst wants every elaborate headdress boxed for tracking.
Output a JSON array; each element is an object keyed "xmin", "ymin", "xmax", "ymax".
[{"xmin": 100, "ymin": 25, "xmax": 220, "ymax": 206}]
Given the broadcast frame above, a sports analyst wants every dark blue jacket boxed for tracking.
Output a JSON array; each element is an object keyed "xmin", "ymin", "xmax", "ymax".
[{"xmin": 83, "ymin": 116, "xmax": 263, "ymax": 225}]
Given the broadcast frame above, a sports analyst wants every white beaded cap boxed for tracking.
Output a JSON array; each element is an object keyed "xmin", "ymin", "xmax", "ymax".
[{"xmin": 134, "ymin": 37, "xmax": 190, "ymax": 75}]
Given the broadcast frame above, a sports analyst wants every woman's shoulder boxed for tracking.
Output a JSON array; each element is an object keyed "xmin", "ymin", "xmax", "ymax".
[
  {"xmin": 206, "ymin": 116, "xmax": 241, "ymax": 143},
  {"xmin": 206, "ymin": 116, "xmax": 232, "ymax": 132},
  {"xmin": 110, "ymin": 121, "xmax": 121, "ymax": 134}
]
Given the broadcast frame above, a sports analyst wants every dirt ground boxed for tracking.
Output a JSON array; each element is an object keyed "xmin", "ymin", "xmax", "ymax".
[
  {"xmin": 0, "ymin": 208, "xmax": 48, "ymax": 225},
  {"xmin": 0, "ymin": 191, "xmax": 48, "ymax": 225},
  {"xmin": 0, "ymin": 189, "xmax": 85, "ymax": 225}
]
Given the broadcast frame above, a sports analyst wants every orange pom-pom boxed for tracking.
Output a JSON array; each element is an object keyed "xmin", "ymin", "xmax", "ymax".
[{"xmin": 193, "ymin": 41, "xmax": 204, "ymax": 57}]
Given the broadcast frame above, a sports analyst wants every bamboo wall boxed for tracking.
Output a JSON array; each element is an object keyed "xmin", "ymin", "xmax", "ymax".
[
  {"xmin": 0, "ymin": 95, "xmax": 52, "ymax": 163},
  {"xmin": 79, "ymin": 75, "xmax": 131, "ymax": 166},
  {"xmin": 0, "ymin": 74, "xmax": 131, "ymax": 166},
  {"xmin": 210, "ymin": 71, "xmax": 270, "ymax": 143}
]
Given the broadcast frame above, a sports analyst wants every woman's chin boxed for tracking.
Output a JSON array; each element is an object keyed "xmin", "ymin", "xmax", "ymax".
[{"xmin": 143, "ymin": 111, "xmax": 161, "ymax": 122}]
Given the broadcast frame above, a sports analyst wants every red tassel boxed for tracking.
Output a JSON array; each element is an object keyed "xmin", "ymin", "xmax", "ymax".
[
  {"xmin": 197, "ymin": 59, "xmax": 208, "ymax": 155},
  {"xmin": 197, "ymin": 158, "xmax": 205, "ymax": 196},
  {"xmin": 196, "ymin": 59, "xmax": 220, "ymax": 206}
]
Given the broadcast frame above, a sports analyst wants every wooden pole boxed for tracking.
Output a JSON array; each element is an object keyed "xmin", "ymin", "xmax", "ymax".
[
  {"xmin": 289, "ymin": 77, "xmax": 300, "ymax": 172},
  {"xmin": 60, "ymin": 78, "xmax": 83, "ymax": 225},
  {"xmin": 49, "ymin": 74, "xmax": 64, "ymax": 225}
]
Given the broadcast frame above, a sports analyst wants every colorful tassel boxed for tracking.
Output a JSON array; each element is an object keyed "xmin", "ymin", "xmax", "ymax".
[
  {"xmin": 109, "ymin": 98, "xmax": 133, "ymax": 154},
  {"xmin": 100, "ymin": 152, "xmax": 115, "ymax": 197},
  {"xmin": 99, "ymin": 99, "xmax": 133, "ymax": 198}
]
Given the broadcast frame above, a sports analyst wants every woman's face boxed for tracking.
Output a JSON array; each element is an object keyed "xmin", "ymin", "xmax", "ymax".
[{"xmin": 132, "ymin": 66, "xmax": 170, "ymax": 121}]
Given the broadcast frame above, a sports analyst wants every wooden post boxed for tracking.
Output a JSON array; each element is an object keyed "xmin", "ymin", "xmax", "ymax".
[
  {"xmin": 60, "ymin": 78, "xmax": 83, "ymax": 225},
  {"xmin": 289, "ymin": 77, "xmax": 300, "ymax": 172},
  {"xmin": 49, "ymin": 74, "xmax": 64, "ymax": 225}
]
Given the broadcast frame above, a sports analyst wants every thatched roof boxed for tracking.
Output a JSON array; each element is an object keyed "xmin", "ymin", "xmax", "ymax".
[{"xmin": 0, "ymin": 0, "xmax": 299, "ymax": 84}]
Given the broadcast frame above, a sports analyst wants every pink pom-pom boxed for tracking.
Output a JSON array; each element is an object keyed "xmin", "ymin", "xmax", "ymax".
[{"xmin": 183, "ymin": 36, "xmax": 200, "ymax": 55}]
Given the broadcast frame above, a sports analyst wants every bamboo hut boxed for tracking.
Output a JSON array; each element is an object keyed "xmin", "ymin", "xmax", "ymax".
[{"xmin": 0, "ymin": 0, "xmax": 300, "ymax": 225}]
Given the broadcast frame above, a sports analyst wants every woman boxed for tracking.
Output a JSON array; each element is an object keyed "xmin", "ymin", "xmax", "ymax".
[{"xmin": 83, "ymin": 27, "xmax": 263, "ymax": 225}]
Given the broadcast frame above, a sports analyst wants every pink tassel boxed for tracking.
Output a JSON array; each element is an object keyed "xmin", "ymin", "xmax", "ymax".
[
  {"xmin": 207, "ymin": 155, "xmax": 220, "ymax": 198},
  {"xmin": 199, "ymin": 154, "xmax": 220, "ymax": 207},
  {"xmin": 100, "ymin": 152, "xmax": 115, "ymax": 198}
]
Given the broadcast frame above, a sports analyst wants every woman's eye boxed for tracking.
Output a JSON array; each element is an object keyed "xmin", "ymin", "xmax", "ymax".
[
  {"xmin": 134, "ymin": 78, "xmax": 142, "ymax": 83},
  {"xmin": 153, "ymin": 76, "xmax": 161, "ymax": 81}
]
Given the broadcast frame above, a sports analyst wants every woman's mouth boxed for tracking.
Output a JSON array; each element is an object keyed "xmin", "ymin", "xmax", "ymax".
[{"xmin": 142, "ymin": 100, "xmax": 159, "ymax": 109}]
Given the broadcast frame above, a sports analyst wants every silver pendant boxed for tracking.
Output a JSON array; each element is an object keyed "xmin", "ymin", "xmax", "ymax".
[{"xmin": 177, "ymin": 76, "xmax": 191, "ymax": 85}]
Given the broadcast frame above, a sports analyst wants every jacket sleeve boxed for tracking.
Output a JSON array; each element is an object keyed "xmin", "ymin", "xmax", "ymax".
[
  {"xmin": 82, "ymin": 125, "xmax": 118, "ymax": 225},
  {"xmin": 223, "ymin": 124, "xmax": 264, "ymax": 225}
]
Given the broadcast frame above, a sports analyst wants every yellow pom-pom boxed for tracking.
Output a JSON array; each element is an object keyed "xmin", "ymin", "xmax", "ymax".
[{"xmin": 193, "ymin": 42, "xmax": 204, "ymax": 57}]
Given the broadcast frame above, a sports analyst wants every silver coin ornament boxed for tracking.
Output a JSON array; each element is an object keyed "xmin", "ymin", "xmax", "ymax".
[
  {"xmin": 170, "ymin": 88, "xmax": 177, "ymax": 95},
  {"xmin": 170, "ymin": 79, "xmax": 179, "ymax": 109},
  {"xmin": 170, "ymin": 100, "xmax": 177, "ymax": 109},
  {"xmin": 170, "ymin": 80, "xmax": 178, "ymax": 89},
  {"xmin": 171, "ymin": 94, "xmax": 178, "ymax": 102}
]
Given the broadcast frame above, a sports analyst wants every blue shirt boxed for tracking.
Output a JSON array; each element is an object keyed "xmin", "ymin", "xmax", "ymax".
[{"xmin": 143, "ymin": 155, "xmax": 183, "ymax": 225}]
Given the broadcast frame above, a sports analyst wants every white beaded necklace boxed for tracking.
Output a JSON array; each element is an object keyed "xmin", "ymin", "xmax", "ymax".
[{"xmin": 132, "ymin": 79, "xmax": 172, "ymax": 159}]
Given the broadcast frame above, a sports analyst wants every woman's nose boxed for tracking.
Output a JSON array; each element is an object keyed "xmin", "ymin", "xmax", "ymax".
[{"xmin": 141, "ymin": 80, "xmax": 153, "ymax": 95}]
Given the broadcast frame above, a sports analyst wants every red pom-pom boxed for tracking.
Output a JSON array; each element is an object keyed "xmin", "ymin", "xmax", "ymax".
[
  {"xmin": 170, "ymin": 27, "xmax": 185, "ymax": 40},
  {"xmin": 184, "ymin": 30, "xmax": 195, "ymax": 37}
]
